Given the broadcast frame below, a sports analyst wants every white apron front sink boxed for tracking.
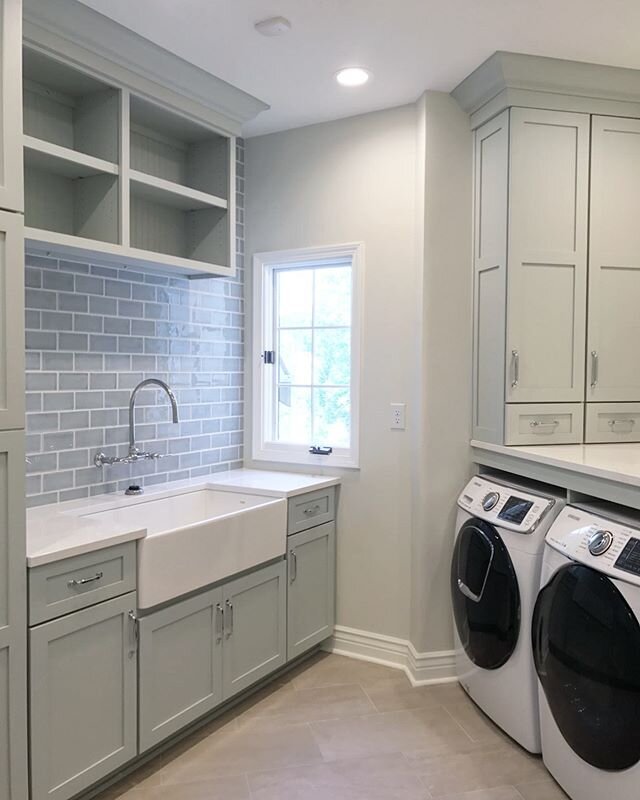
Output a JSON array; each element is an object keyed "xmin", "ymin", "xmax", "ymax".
[{"xmin": 80, "ymin": 489, "xmax": 287, "ymax": 608}]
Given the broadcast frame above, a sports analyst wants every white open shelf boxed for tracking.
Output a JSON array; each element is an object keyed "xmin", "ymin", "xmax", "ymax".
[
  {"xmin": 129, "ymin": 169, "xmax": 226, "ymax": 211},
  {"xmin": 24, "ymin": 135, "xmax": 118, "ymax": 179}
]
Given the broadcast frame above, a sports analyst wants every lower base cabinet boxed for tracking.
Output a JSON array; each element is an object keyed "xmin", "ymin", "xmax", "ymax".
[
  {"xmin": 29, "ymin": 593, "xmax": 138, "ymax": 800},
  {"xmin": 138, "ymin": 559, "xmax": 286, "ymax": 753},
  {"xmin": 138, "ymin": 588, "xmax": 224, "ymax": 753},
  {"xmin": 287, "ymin": 522, "xmax": 336, "ymax": 660}
]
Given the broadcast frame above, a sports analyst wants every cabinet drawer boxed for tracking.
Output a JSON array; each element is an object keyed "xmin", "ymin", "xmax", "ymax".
[
  {"xmin": 29, "ymin": 543, "xmax": 136, "ymax": 625},
  {"xmin": 288, "ymin": 487, "xmax": 336, "ymax": 535},
  {"xmin": 585, "ymin": 403, "xmax": 640, "ymax": 443},
  {"xmin": 505, "ymin": 403, "xmax": 584, "ymax": 446}
]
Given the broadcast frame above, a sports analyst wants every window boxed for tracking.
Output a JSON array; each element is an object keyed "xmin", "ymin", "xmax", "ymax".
[{"xmin": 252, "ymin": 243, "xmax": 362, "ymax": 468}]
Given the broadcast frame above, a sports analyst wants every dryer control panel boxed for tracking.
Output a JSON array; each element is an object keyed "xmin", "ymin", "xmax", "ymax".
[
  {"xmin": 546, "ymin": 506, "xmax": 640, "ymax": 586},
  {"xmin": 457, "ymin": 477, "xmax": 555, "ymax": 534}
]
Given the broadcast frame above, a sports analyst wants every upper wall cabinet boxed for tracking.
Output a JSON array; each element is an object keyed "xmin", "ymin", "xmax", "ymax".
[
  {"xmin": 0, "ymin": 0, "xmax": 23, "ymax": 213},
  {"xmin": 21, "ymin": 0, "xmax": 268, "ymax": 276}
]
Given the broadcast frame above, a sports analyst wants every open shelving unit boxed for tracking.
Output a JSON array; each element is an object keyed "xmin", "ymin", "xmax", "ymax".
[{"xmin": 22, "ymin": 47, "xmax": 236, "ymax": 277}]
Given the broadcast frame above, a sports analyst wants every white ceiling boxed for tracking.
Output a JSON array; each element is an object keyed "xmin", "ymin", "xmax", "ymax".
[{"xmin": 78, "ymin": 0, "xmax": 640, "ymax": 137}]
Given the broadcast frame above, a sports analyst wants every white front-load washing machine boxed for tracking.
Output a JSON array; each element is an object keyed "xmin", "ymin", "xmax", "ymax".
[
  {"xmin": 533, "ymin": 504, "xmax": 640, "ymax": 800},
  {"xmin": 451, "ymin": 474, "xmax": 565, "ymax": 754}
]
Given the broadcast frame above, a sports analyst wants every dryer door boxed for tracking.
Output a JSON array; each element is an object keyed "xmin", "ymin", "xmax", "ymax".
[
  {"xmin": 451, "ymin": 518, "xmax": 520, "ymax": 669},
  {"xmin": 533, "ymin": 564, "xmax": 640, "ymax": 771}
]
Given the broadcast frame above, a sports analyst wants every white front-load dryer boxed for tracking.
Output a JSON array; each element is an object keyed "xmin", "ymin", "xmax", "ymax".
[
  {"xmin": 451, "ymin": 474, "xmax": 565, "ymax": 754},
  {"xmin": 533, "ymin": 504, "xmax": 640, "ymax": 800}
]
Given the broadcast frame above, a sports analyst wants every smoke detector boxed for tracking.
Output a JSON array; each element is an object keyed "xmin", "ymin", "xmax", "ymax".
[{"xmin": 254, "ymin": 17, "xmax": 292, "ymax": 37}]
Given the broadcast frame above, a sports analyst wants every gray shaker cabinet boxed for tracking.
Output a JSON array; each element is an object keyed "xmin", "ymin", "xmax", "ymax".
[
  {"xmin": 0, "ymin": 431, "xmax": 28, "ymax": 800},
  {"xmin": 138, "ymin": 587, "xmax": 224, "ymax": 753},
  {"xmin": 287, "ymin": 522, "xmax": 336, "ymax": 661},
  {"xmin": 29, "ymin": 593, "xmax": 138, "ymax": 800},
  {"xmin": 222, "ymin": 560, "xmax": 287, "ymax": 700}
]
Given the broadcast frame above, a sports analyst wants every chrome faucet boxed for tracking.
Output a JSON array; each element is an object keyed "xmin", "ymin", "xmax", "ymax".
[{"xmin": 94, "ymin": 379, "xmax": 179, "ymax": 467}]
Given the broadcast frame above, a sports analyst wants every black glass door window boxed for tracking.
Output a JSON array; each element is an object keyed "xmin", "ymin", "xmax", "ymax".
[
  {"xmin": 533, "ymin": 564, "xmax": 640, "ymax": 771},
  {"xmin": 451, "ymin": 519, "xmax": 520, "ymax": 670}
]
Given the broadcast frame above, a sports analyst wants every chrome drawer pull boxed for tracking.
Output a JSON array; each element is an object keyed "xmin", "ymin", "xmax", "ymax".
[
  {"xmin": 511, "ymin": 350, "xmax": 519, "ymax": 388},
  {"xmin": 303, "ymin": 504, "xmax": 321, "ymax": 516},
  {"xmin": 591, "ymin": 351, "xmax": 599, "ymax": 388},
  {"xmin": 608, "ymin": 419, "xmax": 635, "ymax": 430},
  {"xmin": 530, "ymin": 420, "xmax": 559, "ymax": 432},
  {"xmin": 68, "ymin": 571, "xmax": 103, "ymax": 587}
]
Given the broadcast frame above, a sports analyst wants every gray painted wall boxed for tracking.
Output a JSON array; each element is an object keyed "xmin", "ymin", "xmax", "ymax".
[
  {"xmin": 411, "ymin": 92, "xmax": 473, "ymax": 654},
  {"xmin": 246, "ymin": 105, "xmax": 419, "ymax": 641},
  {"xmin": 24, "ymin": 142, "xmax": 245, "ymax": 507}
]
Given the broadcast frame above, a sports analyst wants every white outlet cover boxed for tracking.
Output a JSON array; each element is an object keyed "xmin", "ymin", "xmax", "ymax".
[{"xmin": 390, "ymin": 403, "xmax": 406, "ymax": 430}]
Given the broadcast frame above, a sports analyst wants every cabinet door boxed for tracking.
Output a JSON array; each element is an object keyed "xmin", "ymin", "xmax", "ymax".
[
  {"xmin": 30, "ymin": 593, "xmax": 138, "ymax": 800},
  {"xmin": 0, "ymin": 0, "xmax": 23, "ymax": 213},
  {"xmin": 222, "ymin": 560, "xmax": 286, "ymax": 700},
  {"xmin": 472, "ymin": 110, "xmax": 509, "ymax": 443},
  {"xmin": 287, "ymin": 522, "xmax": 335, "ymax": 661},
  {"xmin": 138, "ymin": 587, "xmax": 223, "ymax": 753},
  {"xmin": 0, "ymin": 210, "xmax": 24, "ymax": 429},
  {"xmin": 506, "ymin": 108, "xmax": 589, "ymax": 403},
  {"xmin": 0, "ymin": 431, "xmax": 27, "ymax": 800},
  {"xmin": 588, "ymin": 116, "xmax": 640, "ymax": 401}
]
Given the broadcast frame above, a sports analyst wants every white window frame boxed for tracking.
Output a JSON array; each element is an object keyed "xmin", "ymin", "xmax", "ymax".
[{"xmin": 252, "ymin": 242, "xmax": 363, "ymax": 469}]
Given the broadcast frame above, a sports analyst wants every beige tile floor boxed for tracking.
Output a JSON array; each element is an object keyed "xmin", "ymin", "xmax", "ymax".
[{"xmin": 101, "ymin": 653, "xmax": 569, "ymax": 800}]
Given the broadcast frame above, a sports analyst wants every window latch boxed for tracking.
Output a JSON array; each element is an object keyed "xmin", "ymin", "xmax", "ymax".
[
  {"xmin": 262, "ymin": 350, "xmax": 275, "ymax": 365},
  {"xmin": 309, "ymin": 446, "xmax": 333, "ymax": 456}
]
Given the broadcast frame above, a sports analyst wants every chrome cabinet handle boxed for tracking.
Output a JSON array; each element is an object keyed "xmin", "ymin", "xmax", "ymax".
[
  {"xmin": 609, "ymin": 418, "xmax": 635, "ymax": 431},
  {"xmin": 215, "ymin": 603, "xmax": 224, "ymax": 643},
  {"xmin": 303, "ymin": 504, "xmax": 321, "ymax": 516},
  {"xmin": 530, "ymin": 420, "xmax": 559, "ymax": 432},
  {"xmin": 225, "ymin": 600, "xmax": 234, "ymax": 638},
  {"xmin": 591, "ymin": 351, "xmax": 599, "ymax": 388},
  {"xmin": 68, "ymin": 571, "xmax": 103, "ymax": 588},
  {"xmin": 511, "ymin": 350, "xmax": 519, "ymax": 388},
  {"xmin": 128, "ymin": 610, "xmax": 138, "ymax": 658},
  {"xmin": 290, "ymin": 550, "xmax": 297, "ymax": 583}
]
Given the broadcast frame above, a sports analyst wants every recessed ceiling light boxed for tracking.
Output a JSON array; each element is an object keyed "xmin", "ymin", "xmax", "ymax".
[{"xmin": 335, "ymin": 67, "xmax": 371, "ymax": 87}]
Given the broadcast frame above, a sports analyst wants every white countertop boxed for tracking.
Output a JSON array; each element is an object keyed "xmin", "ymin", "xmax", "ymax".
[
  {"xmin": 471, "ymin": 440, "xmax": 640, "ymax": 488},
  {"xmin": 27, "ymin": 469, "xmax": 340, "ymax": 567}
]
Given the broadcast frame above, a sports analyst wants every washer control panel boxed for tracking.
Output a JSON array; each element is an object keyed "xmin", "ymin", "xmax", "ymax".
[
  {"xmin": 457, "ymin": 477, "xmax": 555, "ymax": 533},
  {"xmin": 546, "ymin": 506, "xmax": 640, "ymax": 586},
  {"xmin": 615, "ymin": 538, "xmax": 640, "ymax": 576}
]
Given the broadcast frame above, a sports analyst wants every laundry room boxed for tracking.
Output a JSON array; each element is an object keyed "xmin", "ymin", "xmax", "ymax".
[{"xmin": 2, "ymin": 2, "xmax": 640, "ymax": 800}]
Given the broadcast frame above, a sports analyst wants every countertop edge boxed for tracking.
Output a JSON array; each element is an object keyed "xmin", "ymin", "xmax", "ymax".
[{"xmin": 27, "ymin": 527, "xmax": 147, "ymax": 568}]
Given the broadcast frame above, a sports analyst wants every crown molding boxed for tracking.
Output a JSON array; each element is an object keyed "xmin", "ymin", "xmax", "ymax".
[
  {"xmin": 23, "ymin": 0, "xmax": 269, "ymax": 136},
  {"xmin": 452, "ymin": 51, "xmax": 640, "ymax": 129}
]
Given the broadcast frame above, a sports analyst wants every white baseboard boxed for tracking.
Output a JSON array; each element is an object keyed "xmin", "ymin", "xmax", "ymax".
[{"xmin": 323, "ymin": 625, "xmax": 457, "ymax": 687}]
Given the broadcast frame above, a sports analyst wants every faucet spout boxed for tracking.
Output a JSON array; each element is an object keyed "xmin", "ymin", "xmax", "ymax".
[{"xmin": 129, "ymin": 378, "xmax": 179, "ymax": 454}]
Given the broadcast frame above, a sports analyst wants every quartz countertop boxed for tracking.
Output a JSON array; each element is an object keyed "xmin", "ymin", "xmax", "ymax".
[
  {"xmin": 471, "ymin": 440, "xmax": 640, "ymax": 488},
  {"xmin": 27, "ymin": 469, "xmax": 340, "ymax": 567}
]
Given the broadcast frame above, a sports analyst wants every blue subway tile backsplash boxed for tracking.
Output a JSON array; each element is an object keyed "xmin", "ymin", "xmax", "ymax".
[{"xmin": 25, "ymin": 140, "xmax": 245, "ymax": 507}]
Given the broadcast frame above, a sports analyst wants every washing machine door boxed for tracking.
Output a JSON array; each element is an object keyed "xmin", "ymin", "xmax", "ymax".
[
  {"xmin": 533, "ymin": 564, "xmax": 640, "ymax": 771},
  {"xmin": 451, "ymin": 518, "xmax": 520, "ymax": 670}
]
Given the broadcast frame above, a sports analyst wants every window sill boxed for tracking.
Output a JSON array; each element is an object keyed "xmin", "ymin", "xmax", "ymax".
[{"xmin": 253, "ymin": 447, "xmax": 360, "ymax": 471}]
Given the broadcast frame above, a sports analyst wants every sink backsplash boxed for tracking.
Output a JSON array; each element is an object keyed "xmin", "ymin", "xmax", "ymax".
[{"xmin": 25, "ymin": 142, "xmax": 245, "ymax": 508}]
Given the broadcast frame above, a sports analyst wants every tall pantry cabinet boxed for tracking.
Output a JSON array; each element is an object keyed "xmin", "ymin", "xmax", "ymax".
[
  {"xmin": 470, "ymin": 78, "xmax": 640, "ymax": 446},
  {"xmin": 472, "ymin": 106, "xmax": 589, "ymax": 445},
  {"xmin": 0, "ymin": 2, "xmax": 27, "ymax": 799}
]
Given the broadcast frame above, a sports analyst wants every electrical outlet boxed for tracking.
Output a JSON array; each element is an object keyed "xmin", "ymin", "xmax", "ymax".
[{"xmin": 390, "ymin": 403, "xmax": 406, "ymax": 430}]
